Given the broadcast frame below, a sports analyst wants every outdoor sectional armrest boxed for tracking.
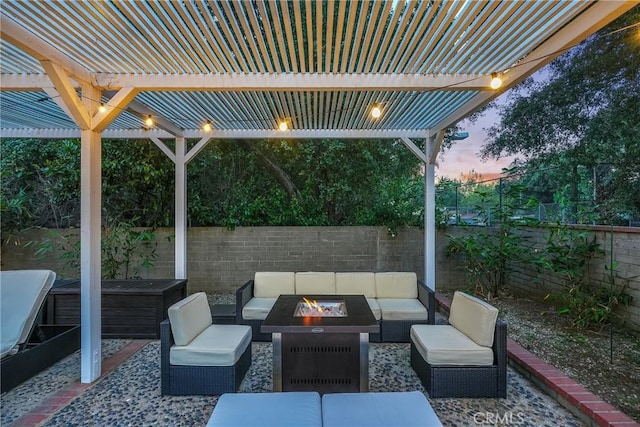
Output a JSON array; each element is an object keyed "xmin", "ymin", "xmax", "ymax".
[
  {"xmin": 417, "ymin": 280, "xmax": 436, "ymax": 325},
  {"xmin": 493, "ymin": 319, "xmax": 508, "ymax": 398},
  {"xmin": 235, "ymin": 280, "xmax": 254, "ymax": 324}
]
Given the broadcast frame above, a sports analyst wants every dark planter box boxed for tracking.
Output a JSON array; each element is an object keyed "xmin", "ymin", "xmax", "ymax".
[{"xmin": 46, "ymin": 279, "xmax": 187, "ymax": 339}]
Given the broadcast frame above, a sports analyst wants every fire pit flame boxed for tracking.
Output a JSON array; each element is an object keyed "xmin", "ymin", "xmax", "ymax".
[{"xmin": 294, "ymin": 298, "xmax": 348, "ymax": 317}]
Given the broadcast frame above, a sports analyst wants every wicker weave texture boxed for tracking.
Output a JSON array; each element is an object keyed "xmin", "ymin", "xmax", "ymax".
[
  {"xmin": 160, "ymin": 320, "xmax": 251, "ymax": 395},
  {"xmin": 410, "ymin": 321, "xmax": 507, "ymax": 398}
]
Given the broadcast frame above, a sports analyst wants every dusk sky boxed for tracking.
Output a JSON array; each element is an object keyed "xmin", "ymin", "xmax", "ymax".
[{"xmin": 435, "ymin": 112, "xmax": 517, "ymax": 182}]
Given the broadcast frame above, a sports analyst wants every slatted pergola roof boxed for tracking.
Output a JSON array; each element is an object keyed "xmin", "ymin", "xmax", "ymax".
[{"xmin": 1, "ymin": 1, "xmax": 636, "ymax": 143}]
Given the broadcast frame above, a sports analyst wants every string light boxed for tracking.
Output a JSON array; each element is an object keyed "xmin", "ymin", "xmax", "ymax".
[
  {"xmin": 278, "ymin": 120, "xmax": 288, "ymax": 131},
  {"xmin": 370, "ymin": 105, "xmax": 382, "ymax": 119},
  {"xmin": 490, "ymin": 73, "xmax": 503, "ymax": 90},
  {"xmin": 98, "ymin": 103, "xmax": 107, "ymax": 113},
  {"xmin": 144, "ymin": 115, "xmax": 154, "ymax": 127},
  {"xmin": 202, "ymin": 120, "xmax": 212, "ymax": 132}
]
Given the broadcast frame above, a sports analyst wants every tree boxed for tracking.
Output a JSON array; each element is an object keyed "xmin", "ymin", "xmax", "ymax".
[
  {"xmin": 481, "ymin": 6, "xmax": 640, "ymax": 223},
  {"xmin": 2, "ymin": 137, "xmax": 426, "ymax": 231}
]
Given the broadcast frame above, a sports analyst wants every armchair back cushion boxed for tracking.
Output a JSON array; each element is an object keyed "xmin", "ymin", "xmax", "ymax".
[
  {"xmin": 448, "ymin": 291, "xmax": 498, "ymax": 347},
  {"xmin": 168, "ymin": 292, "xmax": 212, "ymax": 346},
  {"xmin": 295, "ymin": 272, "xmax": 336, "ymax": 295},
  {"xmin": 254, "ymin": 272, "xmax": 295, "ymax": 298},
  {"xmin": 375, "ymin": 272, "xmax": 417, "ymax": 299},
  {"xmin": 335, "ymin": 272, "xmax": 376, "ymax": 297}
]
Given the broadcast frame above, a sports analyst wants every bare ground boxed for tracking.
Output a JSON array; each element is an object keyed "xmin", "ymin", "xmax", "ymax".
[{"xmin": 490, "ymin": 294, "xmax": 640, "ymax": 422}]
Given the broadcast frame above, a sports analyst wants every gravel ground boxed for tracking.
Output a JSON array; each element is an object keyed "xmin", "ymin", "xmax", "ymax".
[{"xmin": 490, "ymin": 294, "xmax": 640, "ymax": 422}]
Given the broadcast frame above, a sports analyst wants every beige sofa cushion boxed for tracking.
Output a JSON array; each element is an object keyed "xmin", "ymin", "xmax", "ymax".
[
  {"xmin": 242, "ymin": 297, "xmax": 277, "ymax": 320},
  {"xmin": 377, "ymin": 299, "xmax": 428, "ymax": 321},
  {"xmin": 410, "ymin": 324, "xmax": 494, "ymax": 366},
  {"xmin": 335, "ymin": 272, "xmax": 376, "ymax": 297},
  {"xmin": 254, "ymin": 272, "xmax": 295, "ymax": 298},
  {"xmin": 449, "ymin": 291, "xmax": 499, "ymax": 347},
  {"xmin": 295, "ymin": 272, "xmax": 336, "ymax": 295},
  {"xmin": 168, "ymin": 292, "xmax": 212, "ymax": 346},
  {"xmin": 170, "ymin": 324, "xmax": 251, "ymax": 366},
  {"xmin": 375, "ymin": 272, "xmax": 417, "ymax": 299}
]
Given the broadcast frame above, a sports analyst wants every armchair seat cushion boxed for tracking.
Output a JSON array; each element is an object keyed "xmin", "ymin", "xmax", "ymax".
[
  {"xmin": 170, "ymin": 324, "xmax": 251, "ymax": 366},
  {"xmin": 377, "ymin": 299, "xmax": 428, "ymax": 321},
  {"xmin": 241, "ymin": 297, "xmax": 277, "ymax": 320},
  {"xmin": 410, "ymin": 324, "xmax": 493, "ymax": 366}
]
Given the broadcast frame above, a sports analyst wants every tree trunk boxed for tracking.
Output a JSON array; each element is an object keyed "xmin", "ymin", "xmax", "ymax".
[{"xmin": 237, "ymin": 140, "xmax": 302, "ymax": 200}]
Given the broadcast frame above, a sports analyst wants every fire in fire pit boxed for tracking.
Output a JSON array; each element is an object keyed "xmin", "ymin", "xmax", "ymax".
[{"xmin": 293, "ymin": 297, "xmax": 348, "ymax": 317}]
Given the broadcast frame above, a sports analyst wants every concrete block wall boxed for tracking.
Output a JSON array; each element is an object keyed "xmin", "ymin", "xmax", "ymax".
[{"xmin": 2, "ymin": 225, "xmax": 637, "ymax": 329}]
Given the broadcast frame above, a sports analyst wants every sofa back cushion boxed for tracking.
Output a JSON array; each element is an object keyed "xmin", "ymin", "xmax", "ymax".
[
  {"xmin": 375, "ymin": 272, "xmax": 417, "ymax": 299},
  {"xmin": 254, "ymin": 272, "xmax": 295, "ymax": 298},
  {"xmin": 168, "ymin": 292, "xmax": 212, "ymax": 346},
  {"xmin": 449, "ymin": 291, "xmax": 499, "ymax": 347},
  {"xmin": 335, "ymin": 272, "xmax": 376, "ymax": 297},
  {"xmin": 295, "ymin": 272, "xmax": 336, "ymax": 295}
]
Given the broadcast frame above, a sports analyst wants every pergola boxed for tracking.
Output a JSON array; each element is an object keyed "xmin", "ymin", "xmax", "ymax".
[{"xmin": 1, "ymin": 0, "xmax": 635, "ymax": 384}]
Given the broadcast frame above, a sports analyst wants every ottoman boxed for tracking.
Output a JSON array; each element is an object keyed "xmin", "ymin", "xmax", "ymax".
[
  {"xmin": 321, "ymin": 391, "xmax": 442, "ymax": 427},
  {"xmin": 206, "ymin": 392, "xmax": 322, "ymax": 427}
]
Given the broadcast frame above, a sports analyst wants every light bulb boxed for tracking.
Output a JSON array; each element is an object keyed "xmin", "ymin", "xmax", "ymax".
[
  {"xmin": 371, "ymin": 105, "xmax": 382, "ymax": 119},
  {"xmin": 98, "ymin": 104, "xmax": 107, "ymax": 113},
  {"xmin": 203, "ymin": 121, "xmax": 212, "ymax": 132},
  {"xmin": 278, "ymin": 121, "xmax": 288, "ymax": 131},
  {"xmin": 490, "ymin": 73, "xmax": 502, "ymax": 90},
  {"xmin": 145, "ymin": 115, "xmax": 154, "ymax": 127}
]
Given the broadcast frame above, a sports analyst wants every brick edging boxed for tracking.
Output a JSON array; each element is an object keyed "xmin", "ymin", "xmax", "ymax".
[
  {"xmin": 435, "ymin": 293, "xmax": 639, "ymax": 427},
  {"xmin": 11, "ymin": 340, "xmax": 150, "ymax": 427}
]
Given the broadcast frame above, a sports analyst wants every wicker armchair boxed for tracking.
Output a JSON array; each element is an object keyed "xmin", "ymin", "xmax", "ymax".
[
  {"xmin": 410, "ymin": 292, "xmax": 507, "ymax": 398},
  {"xmin": 160, "ymin": 292, "xmax": 251, "ymax": 395}
]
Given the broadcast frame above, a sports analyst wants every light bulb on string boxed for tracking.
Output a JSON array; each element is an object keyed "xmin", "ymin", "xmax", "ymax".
[
  {"xmin": 98, "ymin": 103, "xmax": 107, "ymax": 113},
  {"xmin": 490, "ymin": 73, "xmax": 503, "ymax": 90},
  {"xmin": 202, "ymin": 120, "xmax": 212, "ymax": 132},
  {"xmin": 371, "ymin": 105, "xmax": 382, "ymax": 119},
  {"xmin": 144, "ymin": 115, "xmax": 154, "ymax": 127},
  {"xmin": 278, "ymin": 120, "xmax": 288, "ymax": 131}
]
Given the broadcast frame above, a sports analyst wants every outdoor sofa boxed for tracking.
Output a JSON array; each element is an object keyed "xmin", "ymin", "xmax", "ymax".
[
  {"xmin": 161, "ymin": 292, "xmax": 252, "ymax": 395},
  {"xmin": 0, "ymin": 269, "xmax": 80, "ymax": 392},
  {"xmin": 236, "ymin": 271, "xmax": 435, "ymax": 342},
  {"xmin": 410, "ymin": 291, "xmax": 507, "ymax": 398}
]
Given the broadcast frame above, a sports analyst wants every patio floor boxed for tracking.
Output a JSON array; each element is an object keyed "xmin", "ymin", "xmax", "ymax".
[
  {"xmin": 3, "ymin": 337, "xmax": 584, "ymax": 427},
  {"xmin": 3, "ymin": 291, "xmax": 636, "ymax": 427}
]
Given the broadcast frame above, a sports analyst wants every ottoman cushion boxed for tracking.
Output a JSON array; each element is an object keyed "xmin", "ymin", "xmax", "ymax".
[
  {"xmin": 206, "ymin": 392, "xmax": 322, "ymax": 427},
  {"xmin": 322, "ymin": 391, "xmax": 442, "ymax": 427}
]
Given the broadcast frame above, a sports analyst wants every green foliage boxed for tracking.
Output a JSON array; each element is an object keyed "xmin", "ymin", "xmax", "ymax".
[
  {"xmin": 554, "ymin": 283, "xmax": 631, "ymax": 330},
  {"xmin": 481, "ymin": 7, "xmax": 640, "ymax": 223},
  {"xmin": 25, "ymin": 219, "xmax": 157, "ymax": 279},
  {"xmin": 101, "ymin": 217, "xmax": 157, "ymax": 279},
  {"xmin": 2, "ymin": 137, "xmax": 424, "ymax": 231},
  {"xmin": 446, "ymin": 183, "xmax": 542, "ymax": 298},
  {"xmin": 543, "ymin": 226, "xmax": 632, "ymax": 329}
]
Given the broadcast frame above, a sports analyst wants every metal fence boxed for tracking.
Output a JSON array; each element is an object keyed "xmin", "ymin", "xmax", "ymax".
[{"xmin": 437, "ymin": 171, "xmax": 640, "ymax": 227}]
